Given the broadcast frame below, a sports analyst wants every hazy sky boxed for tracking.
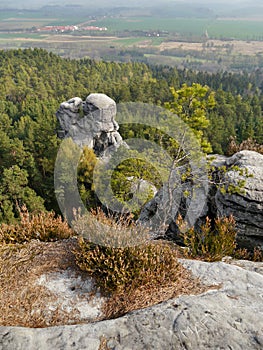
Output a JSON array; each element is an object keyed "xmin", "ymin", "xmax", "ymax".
[
  {"xmin": 0, "ymin": 0, "xmax": 257, "ymax": 7},
  {"xmin": 0, "ymin": 0, "xmax": 261, "ymax": 13}
]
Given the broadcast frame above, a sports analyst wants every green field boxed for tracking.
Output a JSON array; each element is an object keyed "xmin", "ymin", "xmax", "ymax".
[
  {"xmin": 112, "ymin": 37, "xmax": 164, "ymax": 46},
  {"xmin": 95, "ymin": 17, "xmax": 212, "ymax": 36},
  {"xmin": 0, "ymin": 7, "xmax": 262, "ymax": 41},
  {"xmin": 0, "ymin": 32, "xmax": 44, "ymax": 39},
  {"xmin": 0, "ymin": 8, "xmax": 87, "ymax": 29},
  {"xmin": 208, "ymin": 20, "xmax": 263, "ymax": 40},
  {"xmin": 94, "ymin": 17, "xmax": 263, "ymax": 41}
]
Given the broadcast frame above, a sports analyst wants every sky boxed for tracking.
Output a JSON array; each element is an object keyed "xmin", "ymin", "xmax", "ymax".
[
  {"xmin": 0, "ymin": 0, "xmax": 258, "ymax": 7},
  {"xmin": 0, "ymin": 0, "xmax": 262, "ymax": 16}
]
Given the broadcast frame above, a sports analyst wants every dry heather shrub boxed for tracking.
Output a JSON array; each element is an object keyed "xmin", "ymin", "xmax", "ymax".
[
  {"xmin": 0, "ymin": 206, "xmax": 73, "ymax": 244},
  {"xmin": 177, "ymin": 215, "xmax": 237, "ymax": 261},
  {"xmin": 74, "ymin": 209, "xmax": 184, "ymax": 293},
  {"xmin": 75, "ymin": 238, "xmax": 181, "ymax": 294},
  {"xmin": 74, "ymin": 231, "xmax": 210, "ymax": 319},
  {"xmin": 74, "ymin": 210, "xmax": 211, "ymax": 304},
  {"xmin": 72, "ymin": 208, "xmax": 150, "ymax": 248},
  {"xmin": 234, "ymin": 247, "xmax": 263, "ymax": 262},
  {"xmin": 227, "ymin": 136, "xmax": 263, "ymax": 155},
  {"xmin": 73, "ymin": 209, "xmax": 212, "ymax": 319},
  {"xmin": 178, "ymin": 214, "xmax": 263, "ymax": 262}
]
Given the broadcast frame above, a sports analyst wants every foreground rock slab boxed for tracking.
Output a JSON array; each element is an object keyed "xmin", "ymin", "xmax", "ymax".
[{"xmin": 1, "ymin": 259, "xmax": 263, "ymax": 350}]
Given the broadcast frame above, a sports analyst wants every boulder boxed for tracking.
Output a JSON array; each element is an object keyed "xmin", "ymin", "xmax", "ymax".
[
  {"xmin": 215, "ymin": 150, "xmax": 263, "ymax": 250},
  {"xmin": 56, "ymin": 93, "xmax": 124, "ymax": 157},
  {"xmin": 1, "ymin": 258, "xmax": 263, "ymax": 350},
  {"xmin": 139, "ymin": 150, "xmax": 263, "ymax": 250}
]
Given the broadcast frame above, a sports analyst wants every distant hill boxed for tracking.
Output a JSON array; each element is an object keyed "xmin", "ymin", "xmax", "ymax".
[
  {"xmin": 0, "ymin": 0, "xmax": 262, "ymax": 20},
  {"xmin": 0, "ymin": 0, "xmax": 262, "ymax": 18}
]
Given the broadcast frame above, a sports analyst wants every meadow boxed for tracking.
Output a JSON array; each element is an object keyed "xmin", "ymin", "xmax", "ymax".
[
  {"xmin": 0, "ymin": 6, "xmax": 262, "ymax": 41},
  {"xmin": 94, "ymin": 17, "xmax": 263, "ymax": 41},
  {"xmin": 0, "ymin": 8, "xmax": 87, "ymax": 30},
  {"xmin": 0, "ymin": 7, "xmax": 262, "ymax": 72}
]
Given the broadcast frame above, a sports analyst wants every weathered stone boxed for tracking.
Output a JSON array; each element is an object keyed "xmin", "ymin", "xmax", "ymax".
[
  {"xmin": 36, "ymin": 268, "xmax": 105, "ymax": 323},
  {"xmin": 1, "ymin": 259, "xmax": 263, "ymax": 350},
  {"xmin": 139, "ymin": 150, "xmax": 263, "ymax": 250},
  {"xmin": 56, "ymin": 93, "xmax": 124, "ymax": 157},
  {"xmin": 214, "ymin": 150, "xmax": 263, "ymax": 250},
  {"xmin": 56, "ymin": 97, "xmax": 83, "ymax": 138}
]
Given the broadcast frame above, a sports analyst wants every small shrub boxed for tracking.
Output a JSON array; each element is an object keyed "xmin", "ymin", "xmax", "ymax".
[
  {"xmin": 234, "ymin": 247, "xmax": 263, "ymax": 262},
  {"xmin": 0, "ymin": 206, "xmax": 73, "ymax": 244},
  {"xmin": 75, "ymin": 238, "xmax": 181, "ymax": 294},
  {"xmin": 73, "ymin": 209, "xmax": 182, "ymax": 293},
  {"xmin": 177, "ymin": 215, "xmax": 237, "ymax": 261},
  {"xmin": 177, "ymin": 214, "xmax": 263, "ymax": 262},
  {"xmin": 252, "ymin": 247, "xmax": 263, "ymax": 262},
  {"xmin": 73, "ymin": 209, "xmax": 211, "ymax": 320},
  {"xmin": 72, "ymin": 208, "xmax": 150, "ymax": 248},
  {"xmin": 227, "ymin": 136, "xmax": 263, "ymax": 155}
]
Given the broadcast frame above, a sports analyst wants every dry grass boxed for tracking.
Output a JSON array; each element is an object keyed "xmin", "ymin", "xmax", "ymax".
[
  {"xmin": 0, "ymin": 237, "xmax": 211, "ymax": 327},
  {"xmin": 0, "ymin": 238, "xmax": 87, "ymax": 328},
  {"xmin": 99, "ymin": 336, "xmax": 111, "ymax": 350}
]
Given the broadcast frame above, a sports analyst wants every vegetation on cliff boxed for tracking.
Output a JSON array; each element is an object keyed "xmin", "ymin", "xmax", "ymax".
[{"xmin": 0, "ymin": 48, "xmax": 262, "ymax": 223}]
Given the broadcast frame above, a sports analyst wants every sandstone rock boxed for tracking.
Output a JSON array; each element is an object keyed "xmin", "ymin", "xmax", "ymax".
[
  {"xmin": 1, "ymin": 259, "xmax": 263, "ymax": 350},
  {"xmin": 56, "ymin": 93, "xmax": 124, "ymax": 157},
  {"xmin": 36, "ymin": 268, "xmax": 105, "ymax": 323},
  {"xmin": 215, "ymin": 150, "xmax": 263, "ymax": 250},
  {"xmin": 139, "ymin": 150, "xmax": 263, "ymax": 250}
]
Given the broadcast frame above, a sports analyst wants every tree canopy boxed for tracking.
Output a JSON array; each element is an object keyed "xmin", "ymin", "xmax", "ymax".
[{"xmin": 0, "ymin": 48, "xmax": 262, "ymax": 222}]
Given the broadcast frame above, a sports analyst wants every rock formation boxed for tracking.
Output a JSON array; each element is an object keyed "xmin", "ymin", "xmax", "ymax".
[
  {"xmin": 140, "ymin": 150, "xmax": 263, "ymax": 250},
  {"xmin": 56, "ymin": 94, "xmax": 263, "ymax": 250},
  {"xmin": 214, "ymin": 150, "xmax": 263, "ymax": 250},
  {"xmin": 1, "ymin": 258, "xmax": 263, "ymax": 350},
  {"xmin": 0, "ymin": 97, "xmax": 262, "ymax": 349},
  {"xmin": 56, "ymin": 93, "xmax": 124, "ymax": 157}
]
